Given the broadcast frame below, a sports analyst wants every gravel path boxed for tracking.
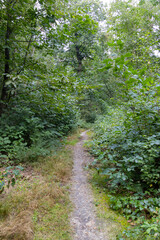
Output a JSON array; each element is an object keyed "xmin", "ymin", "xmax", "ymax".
[{"xmin": 70, "ymin": 131, "xmax": 108, "ymax": 240}]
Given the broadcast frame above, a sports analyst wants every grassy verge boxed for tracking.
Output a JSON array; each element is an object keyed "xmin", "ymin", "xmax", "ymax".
[
  {"xmin": 89, "ymin": 171, "xmax": 129, "ymax": 240},
  {"xmin": 0, "ymin": 131, "xmax": 81, "ymax": 240}
]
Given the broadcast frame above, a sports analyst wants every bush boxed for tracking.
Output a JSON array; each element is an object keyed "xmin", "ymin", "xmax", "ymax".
[
  {"xmin": 0, "ymin": 166, "xmax": 24, "ymax": 193},
  {"xmin": 89, "ymin": 84, "xmax": 160, "ymax": 239},
  {"xmin": 0, "ymin": 97, "xmax": 77, "ymax": 165},
  {"xmin": 90, "ymin": 84, "xmax": 160, "ymax": 193}
]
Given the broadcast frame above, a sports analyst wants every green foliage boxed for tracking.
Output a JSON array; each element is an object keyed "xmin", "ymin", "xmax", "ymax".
[
  {"xmin": 109, "ymin": 195, "xmax": 159, "ymax": 220},
  {"xmin": 0, "ymin": 95, "xmax": 77, "ymax": 164},
  {"xmin": 90, "ymin": 89, "xmax": 160, "ymax": 191},
  {"xmin": 90, "ymin": 100, "xmax": 160, "ymax": 237},
  {"xmin": 89, "ymin": 69, "xmax": 160, "ymax": 237},
  {"xmin": 54, "ymin": 10, "xmax": 99, "ymax": 73},
  {"xmin": 0, "ymin": 166, "xmax": 24, "ymax": 193},
  {"xmin": 118, "ymin": 213, "xmax": 160, "ymax": 240},
  {"xmin": 108, "ymin": 0, "xmax": 160, "ymax": 70},
  {"xmin": 88, "ymin": 1, "xmax": 160, "ymax": 238}
]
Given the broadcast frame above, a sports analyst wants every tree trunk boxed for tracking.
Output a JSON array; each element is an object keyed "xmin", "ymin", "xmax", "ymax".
[
  {"xmin": 2, "ymin": 20, "xmax": 10, "ymax": 100},
  {"xmin": 75, "ymin": 45, "xmax": 83, "ymax": 73},
  {"xmin": 0, "ymin": 2, "xmax": 11, "ymax": 115}
]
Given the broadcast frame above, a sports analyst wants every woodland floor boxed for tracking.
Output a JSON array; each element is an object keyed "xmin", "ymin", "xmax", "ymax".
[{"xmin": 70, "ymin": 131, "xmax": 108, "ymax": 240}]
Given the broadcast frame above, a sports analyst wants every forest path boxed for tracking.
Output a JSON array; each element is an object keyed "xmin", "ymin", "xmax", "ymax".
[{"xmin": 70, "ymin": 131, "xmax": 108, "ymax": 240}]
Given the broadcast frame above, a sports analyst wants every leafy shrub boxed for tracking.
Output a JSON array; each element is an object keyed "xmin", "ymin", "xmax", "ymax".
[
  {"xmin": 89, "ymin": 84, "xmax": 160, "ymax": 239},
  {"xmin": 118, "ymin": 212, "xmax": 160, "ymax": 240},
  {"xmin": 109, "ymin": 195, "xmax": 159, "ymax": 220},
  {"xmin": 0, "ymin": 166, "xmax": 24, "ymax": 193},
  {"xmin": 0, "ymin": 95, "xmax": 77, "ymax": 164},
  {"xmin": 90, "ymin": 84, "xmax": 160, "ymax": 193}
]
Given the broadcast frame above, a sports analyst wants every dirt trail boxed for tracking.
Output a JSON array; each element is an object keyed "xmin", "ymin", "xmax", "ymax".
[{"xmin": 70, "ymin": 131, "xmax": 108, "ymax": 240}]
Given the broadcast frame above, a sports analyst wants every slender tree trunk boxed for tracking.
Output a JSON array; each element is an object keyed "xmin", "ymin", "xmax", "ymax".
[
  {"xmin": 0, "ymin": 2, "xmax": 11, "ymax": 115},
  {"xmin": 2, "ymin": 20, "xmax": 10, "ymax": 100},
  {"xmin": 75, "ymin": 45, "xmax": 83, "ymax": 73}
]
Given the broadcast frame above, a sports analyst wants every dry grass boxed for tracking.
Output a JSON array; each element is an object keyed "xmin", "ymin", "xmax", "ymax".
[
  {"xmin": 0, "ymin": 210, "xmax": 33, "ymax": 240},
  {"xmin": 0, "ymin": 137, "xmax": 75, "ymax": 240}
]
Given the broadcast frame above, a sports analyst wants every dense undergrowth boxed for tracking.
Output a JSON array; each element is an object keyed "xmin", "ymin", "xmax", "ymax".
[
  {"xmin": 0, "ymin": 99, "xmax": 76, "ymax": 166},
  {"xmin": 89, "ymin": 85, "xmax": 160, "ymax": 239}
]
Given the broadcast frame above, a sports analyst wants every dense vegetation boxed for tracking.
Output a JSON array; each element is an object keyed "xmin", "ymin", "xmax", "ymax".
[
  {"xmin": 88, "ymin": 0, "xmax": 160, "ymax": 239},
  {"xmin": 0, "ymin": 0, "xmax": 109, "ymax": 168},
  {"xmin": 0, "ymin": 0, "xmax": 160, "ymax": 239},
  {"xmin": 0, "ymin": 0, "xmax": 78, "ymax": 167}
]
